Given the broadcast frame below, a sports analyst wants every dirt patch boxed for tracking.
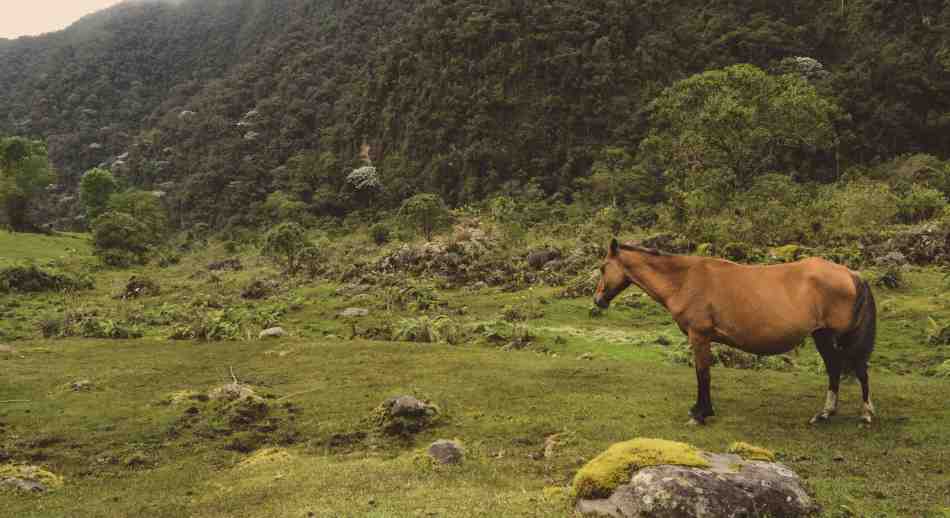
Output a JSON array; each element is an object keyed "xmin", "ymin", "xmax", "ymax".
[{"xmin": 167, "ymin": 383, "xmax": 301, "ymax": 452}]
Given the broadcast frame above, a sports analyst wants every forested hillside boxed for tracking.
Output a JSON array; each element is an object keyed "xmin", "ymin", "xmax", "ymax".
[{"xmin": 1, "ymin": 0, "xmax": 949, "ymax": 228}]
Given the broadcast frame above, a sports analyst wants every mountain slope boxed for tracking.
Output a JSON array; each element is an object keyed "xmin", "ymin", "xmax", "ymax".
[{"xmin": 1, "ymin": 0, "xmax": 948, "ymax": 227}]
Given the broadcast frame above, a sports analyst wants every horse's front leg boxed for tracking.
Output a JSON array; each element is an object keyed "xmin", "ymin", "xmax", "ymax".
[{"xmin": 688, "ymin": 332, "xmax": 715, "ymax": 425}]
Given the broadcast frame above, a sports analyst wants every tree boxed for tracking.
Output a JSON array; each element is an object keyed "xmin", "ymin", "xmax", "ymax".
[
  {"xmin": 400, "ymin": 193, "xmax": 450, "ymax": 241},
  {"xmin": 107, "ymin": 190, "xmax": 168, "ymax": 243},
  {"xmin": 0, "ymin": 137, "xmax": 55, "ymax": 231},
  {"xmin": 91, "ymin": 211, "xmax": 153, "ymax": 267},
  {"xmin": 641, "ymin": 64, "xmax": 841, "ymax": 202},
  {"xmin": 262, "ymin": 222, "xmax": 310, "ymax": 275},
  {"xmin": 80, "ymin": 168, "xmax": 118, "ymax": 220}
]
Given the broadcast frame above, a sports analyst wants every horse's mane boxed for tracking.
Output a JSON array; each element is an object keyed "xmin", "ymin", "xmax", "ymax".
[{"xmin": 619, "ymin": 243, "xmax": 673, "ymax": 256}]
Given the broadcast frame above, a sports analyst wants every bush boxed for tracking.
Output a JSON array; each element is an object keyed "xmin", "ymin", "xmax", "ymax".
[
  {"xmin": 261, "ymin": 222, "xmax": 310, "ymax": 275},
  {"xmin": 0, "ymin": 265, "xmax": 93, "ymax": 293},
  {"xmin": 722, "ymin": 242, "xmax": 752, "ymax": 262},
  {"xmin": 170, "ymin": 309, "xmax": 244, "ymax": 341},
  {"xmin": 79, "ymin": 168, "xmax": 118, "ymax": 220},
  {"xmin": 91, "ymin": 211, "xmax": 153, "ymax": 266},
  {"xmin": 370, "ymin": 222, "xmax": 392, "ymax": 245},
  {"xmin": 298, "ymin": 246, "xmax": 323, "ymax": 278},
  {"xmin": 926, "ymin": 317, "xmax": 950, "ymax": 346},
  {"xmin": 819, "ymin": 181, "xmax": 899, "ymax": 239},
  {"xmin": 394, "ymin": 316, "xmax": 463, "ymax": 344},
  {"xmin": 897, "ymin": 184, "xmax": 947, "ymax": 224},
  {"xmin": 401, "ymin": 193, "xmax": 451, "ymax": 241}
]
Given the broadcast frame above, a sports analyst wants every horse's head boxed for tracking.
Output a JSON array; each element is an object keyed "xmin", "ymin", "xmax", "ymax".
[{"xmin": 594, "ymin": 238, "xmax": 632, "ymax": 309}]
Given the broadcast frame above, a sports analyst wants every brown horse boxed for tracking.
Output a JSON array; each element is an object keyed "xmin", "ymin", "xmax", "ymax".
[{"xmin": 594, "ymin": 239, "xmax": 877, "ymax": 425}]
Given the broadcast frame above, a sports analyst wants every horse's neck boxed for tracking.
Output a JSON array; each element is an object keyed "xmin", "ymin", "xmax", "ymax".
[{"xmin": 621, "ymin": 251, "xmax": 690, "ymax": 308}]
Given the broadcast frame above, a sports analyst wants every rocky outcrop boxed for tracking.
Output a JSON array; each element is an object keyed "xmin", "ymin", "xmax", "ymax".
[{"xmin": 574, "ymin": 438, "xmax": 818, "ymax": 518}]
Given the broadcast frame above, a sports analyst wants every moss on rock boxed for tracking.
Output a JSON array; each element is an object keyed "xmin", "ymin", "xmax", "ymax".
[
  {"xmin": 0, "ymin": 464, "xmax": 64, "ymax": 492},
  {"xmin": 572, "ymin": 438, "xmax": 709, "ymax": 499},
  {"xmin": 728, "ymin": 441, "xmax": 776, "ymax": 462}
]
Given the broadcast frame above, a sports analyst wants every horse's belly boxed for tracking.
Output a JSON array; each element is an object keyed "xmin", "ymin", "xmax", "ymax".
[{"xmin": 715, "ymin": 329, "xmax": 806, "ymax": 355}]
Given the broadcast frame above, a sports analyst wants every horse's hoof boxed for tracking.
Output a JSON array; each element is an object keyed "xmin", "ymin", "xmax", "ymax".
[
  {"xmin": 809, "ymin": 413, "xmax": 830, "ymax": 425},
  {"xmin": 686, "ymin": 417, "xmax": 704, "ymax": 426},
  {"xmin": 860, "ymin": 415, "xmax": 873, "ymax": 425}
]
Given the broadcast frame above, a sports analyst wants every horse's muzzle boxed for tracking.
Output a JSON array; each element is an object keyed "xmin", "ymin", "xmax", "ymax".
[{"xmin": 594, "ymin": 296, "xmax": 610, "ymax": 309}]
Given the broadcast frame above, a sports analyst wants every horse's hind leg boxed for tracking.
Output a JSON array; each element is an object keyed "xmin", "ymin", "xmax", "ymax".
[
  {"xmin": 810, "ymin": 329, "xmax": 841, "ymax": 424},
  {"xmin": 854, "ymin": 361, "xmax": 874, "ymax": 424}
]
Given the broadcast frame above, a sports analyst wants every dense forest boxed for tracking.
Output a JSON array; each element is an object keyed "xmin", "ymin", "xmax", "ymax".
[{"xmin": 0, "ymin": 0, "xmax": 949, "ymax": 231}]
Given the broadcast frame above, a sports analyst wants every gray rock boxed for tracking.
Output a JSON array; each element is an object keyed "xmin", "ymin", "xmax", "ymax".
[
  {"xmin": 576, "ymin": 452, "xmax": 819, "ymax": 518},
  {"xmin": 388, "ymin": 396, "xmax": 431, "ymax": 418},
  {"xmin": 70, "ymin": 379, "xmax": 93, "ymax": 392},
  {"xmin": 376, "ymin": 395, "xmax": 438, "ymax": 436},
  {"xmin": 527, "ymin": 248, "xmax": 561, "ymax": 269},
  {"xmin": 340, "ymin": 308, "xmax": 370, "ymax": 318},
  {"xmin": 428, "ymin": 440, "xmax": 464, "ymax": 465},
  {"xmin": 1, "ymin": 477, "xmax": 47, "ymax": 493},
  {"xmin": 259, "ymin": 327, "xmax": 286, "ymax": 340},
  {"xmin": 874, "ymin": 251, "xmax": 908, "ymax": 267},
  {"xmin": 0, "ymin": 344, "xmax": 15, "ymax": 354}
]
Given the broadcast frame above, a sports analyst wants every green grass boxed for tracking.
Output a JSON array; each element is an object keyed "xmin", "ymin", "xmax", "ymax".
[
  {"xmin": 2, "ymin": 233, "xmax": 950, "ymax": 516},
  {"xmin": 0, "ymin": 230, "xmax": 90, "ymax": 267},
  {"xmin": 2, "ymin": 339, "xmax": 949, "ymax": 517}
]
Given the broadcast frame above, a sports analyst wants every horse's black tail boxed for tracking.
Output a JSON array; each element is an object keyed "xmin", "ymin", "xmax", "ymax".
[{"xmin": 840, "ymin": 275, "xmax": 876, "ymax": 373}]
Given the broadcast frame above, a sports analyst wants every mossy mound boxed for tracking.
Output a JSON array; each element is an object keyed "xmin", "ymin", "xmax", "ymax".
[
  {"xmin": 0, "ymin": 464, "xmax": 64, "ymax": 493},
  {"xmin": 237, "ymin": 447, "xmax": 293, "ymax": 469},
  {"xmin": 728, "ymin": 441, "xmax": 776, "ymax": 462},
  {"xmin": 572, "ymin": 438, "xmax": 709, "ymax": 499}
]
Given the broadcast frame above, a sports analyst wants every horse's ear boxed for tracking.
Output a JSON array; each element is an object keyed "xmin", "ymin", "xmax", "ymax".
[{"xmin": 609, "ymin": 238, "xmax": 619, "ymax": 256}]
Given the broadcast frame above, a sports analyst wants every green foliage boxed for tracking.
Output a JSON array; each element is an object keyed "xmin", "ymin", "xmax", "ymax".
[
  {"xmin": 0, "ymin": 136, "xmax": 54, "ymax": 231},
  {"xmin": 261, "ymin": 191, "xmax": 308, "ymax": 225},
  {"xmin": 0, "ymin": 265, "xmax": 92, "ymax": 293},
  {"xmin": 897, "ymin": 184, "xmax": 947, "ymax": 224},
  {"xmin": 400, "ymin": 194, "xmax": 450, "ymax": 241},
  {"xmin": 926, "ymin": 318, "xmax": 950, "ymax": 347},
  {"xmin": 107, "ymin": 190, "xmax": 168, "ymax": 242},
  {"xmin": 642, "ymin": 64, "xmax": 839, "ymax": 198},
  {"xmin": 369, "ymin": 222, "xmax": 392, "ymax": 245},
  {"xmin": 816, "ymin": 181, "xmax": 899, "ymax": 239},
  {"xmin": 91, "ymin": 212, "xmax": 153, "ymax": 266},
  {"xmin": 79, "ymin": 168, "xmax": 118, "ymax": 221},
  {"xmin": 394, "ymin": 316, "xmax": 463, "ymax": 344},
  {"xmin": 261, "ymin": 222, "xmax": 309, "ymax": 276},
  {"xmin": 171, "ymin": 309, "xmax": 244, "ymax": 342}
]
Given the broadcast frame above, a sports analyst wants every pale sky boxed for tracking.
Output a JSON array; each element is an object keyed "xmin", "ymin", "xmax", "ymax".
[{"xmin": 0, "ymin": 1, "xmax": 126, "ymax": 39}]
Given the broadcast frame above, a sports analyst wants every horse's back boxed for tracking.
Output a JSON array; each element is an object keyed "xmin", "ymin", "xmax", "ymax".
[{"xmin": 686, "ymin": 256, "xmax": 859, "ymax": 350}]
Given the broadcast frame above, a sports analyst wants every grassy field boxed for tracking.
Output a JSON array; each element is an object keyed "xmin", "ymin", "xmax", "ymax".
[{"xmin": 2, "ymin": 232, "xmax": 950, "ymax": 517}]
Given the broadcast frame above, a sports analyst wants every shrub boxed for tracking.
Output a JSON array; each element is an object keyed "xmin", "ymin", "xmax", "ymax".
[
  {"xmin": 91, "ymin": 211, "xmax": 153, "ymax": 266},
  {"xmin": 394, "ymin": 316, "xmax": 463, "ymax": 344},
  {"xmin": 0, "ymin": 265, "xmax": 93, "ymax": 293},
  {"xmin": 818, "ymin": 181, "xmax": 898, "ymax": 239},
  {"xmin": 79, "ymin": 168, "xmax": 118, "ymax": 220},
  {"xmin": 370, "ymin": 222, "xmax": 392, "ymax": 245},
  {"xmin": 722, "ymin": 242, "xmax": 751, "ymax": 262},
  {"xmin": 298, "ymin": 246, "xmax": 323, "ymax": 278},
  {"xmin": 897, "ymin": 184, "xmax": 947, "ymax": 224},
  {"xmin": 401, "ymin": 193, "xmax": 451, "ymax": 241},
  {"xmin": 261, "ymin": 222, "xmax": 310, "ymax": 275},
  {"xmin": 170, "ymin": 309, "xmax": 244, "ymax": 341},
  {"xmin": 926, "ymin": 317, "xmax": 950, "ymax": 346}
]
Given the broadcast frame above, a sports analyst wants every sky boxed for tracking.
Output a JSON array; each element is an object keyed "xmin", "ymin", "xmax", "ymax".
[{"xmin": 0, "ymin": 1, "xmax": 126, "ymax": 39}]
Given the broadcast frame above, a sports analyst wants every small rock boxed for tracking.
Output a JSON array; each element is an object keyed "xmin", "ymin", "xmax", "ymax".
[
  {"xmin": 833, "ymin": 454, "xmax": 845, "ymax": 462},
  {"xmin": 655, "ymin": 335, "xmax": 671, "ymax": 346},
  {"xmin": 340, "ymin": 308, "xmax": 370, "ymax": 318},
  {"xmin": 0, "ymin": 344, "xmax": 15, "ymax": 354},
  {"xmin": 578, "ymin": 352, "xmax": 594, "ymax": 361},
  {"xmin": 1, "ymin": 478, "xmax": 47, "ymax": 493},
  {"xmin": 375, "ymin": 396, "xmax": 438, "ymax": 436},
  {"xmin": 208, "ymin": 258, "xmax": 243, "ymax": 271},
  {"xmin": 259, "ymin": 327, "xmax": 286, "ymax": 340},
  {"xmin": 70, "ymin": 380, "xmax": 93, "ymax": 392},
  {"xmin": 427, "ymin": 440, "xmax": 464, "ymax": 465}
]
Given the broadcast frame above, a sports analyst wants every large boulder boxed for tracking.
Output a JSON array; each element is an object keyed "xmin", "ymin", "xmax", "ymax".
[
  {"xmin": 527, "ymin": 248, "xmax": 561, "ymax": 270},
  {"xmin": 427, "ymin": 439, "xmax": 464, "ymax": 465},
  {"xmin": 574, "ymin": 438, "xmax": 819, "ymax": 518}
]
